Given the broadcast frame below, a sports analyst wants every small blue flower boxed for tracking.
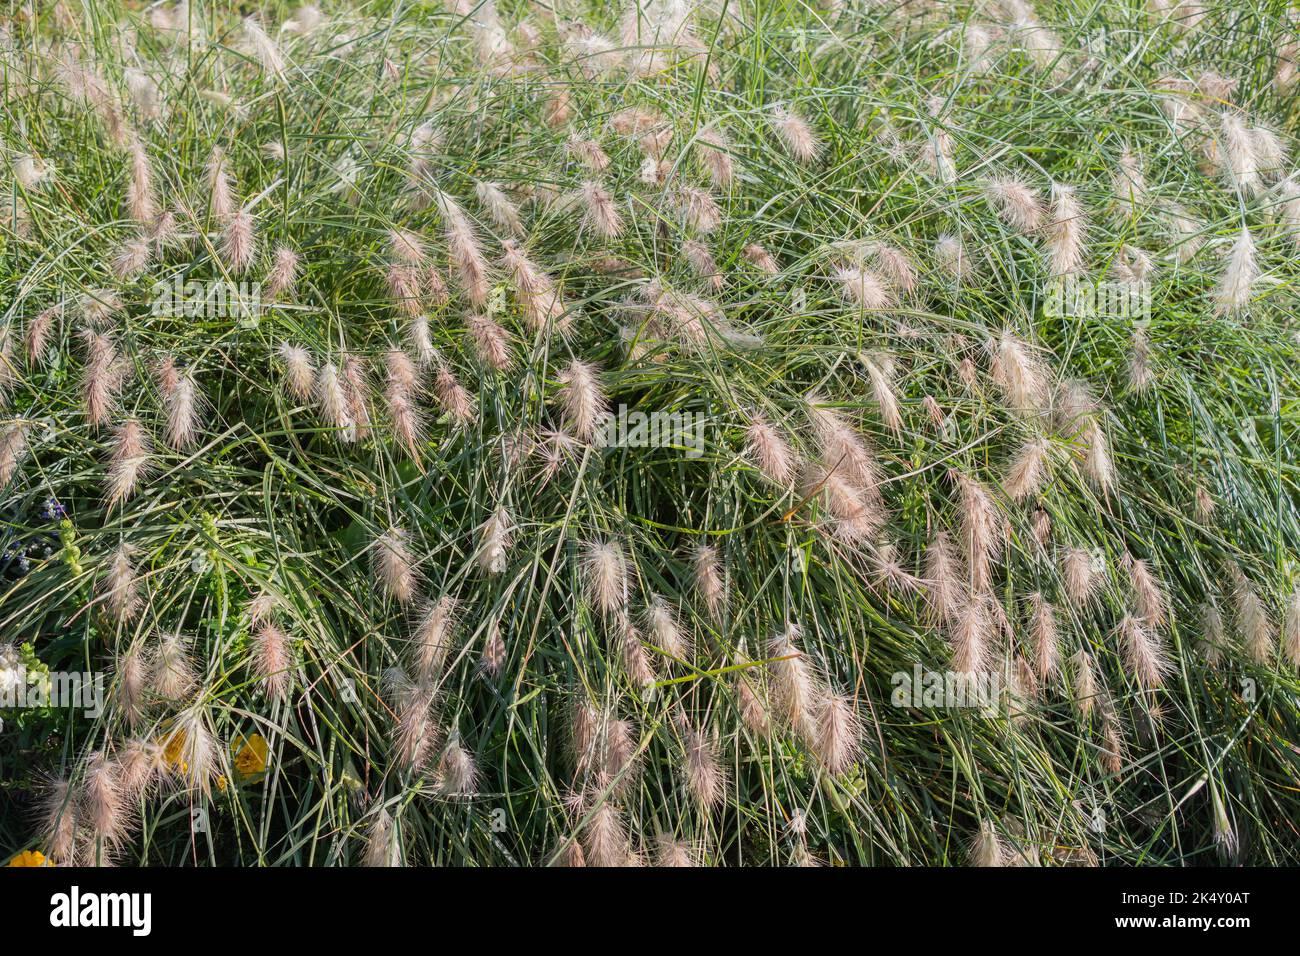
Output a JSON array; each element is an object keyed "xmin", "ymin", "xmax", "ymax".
[{"xmin": 40, "ymin": 498, "xmax": 68, "ymax": 521}]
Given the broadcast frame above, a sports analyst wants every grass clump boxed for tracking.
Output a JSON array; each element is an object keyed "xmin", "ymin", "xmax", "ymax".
[{"xmin": 2, "ymin": 0, "xmax": 1300, "ymax": 866}]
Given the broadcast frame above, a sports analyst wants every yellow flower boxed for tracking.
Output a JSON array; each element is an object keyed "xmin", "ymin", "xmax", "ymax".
[
  {"xmin": 7, "ymin": 850, "xmax": 51, "ymax": 867},
  {"xmin": 162, "ymin": 728, "xmax": 188, "ymax": 774},
  {"xmin": 233, "ymin": 733, "xmax": 269, "ymax": 778}
]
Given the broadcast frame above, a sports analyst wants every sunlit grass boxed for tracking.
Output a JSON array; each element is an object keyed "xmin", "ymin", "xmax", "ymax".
[{"xmin": 1, "ymin": 0, "xmax": 1299, "ymax": 866}]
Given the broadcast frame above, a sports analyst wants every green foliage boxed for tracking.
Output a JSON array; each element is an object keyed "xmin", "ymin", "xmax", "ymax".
[{"xmin": 1, "ymin": 0, "xmax": 1299, "ymax": 866}]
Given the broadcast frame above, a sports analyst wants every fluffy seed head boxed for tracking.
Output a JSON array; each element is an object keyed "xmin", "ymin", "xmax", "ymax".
[
  {"xmin": 746, "ymin": 412, "xmax": 796, "ymax": 485},
  {"xmin": 0, "ymin": 424, "xmax": 27, "ymax": 489},
  {"xmin": 375, "ymin": 527, "xmax": 419, "ymax": 603},
  {"xmin": 1071, "ymin": 648, "xmax": 1099, "ymax": 718},
  {"xmin": 1128, "ymin": 328, "xmax": 1154, "ymax": 393},
  {"xmin": 697, "ymin": 125, "xmax": 734, "ymax": 187},
  {"xmin": 693, "ymin": 544, "xmax": 727, "ymax": 622},
  {"xmin": 581, "ymin": 802, "xmax": 634, "ymax": 868},
  {"xmin": 407, "ymin": 316, "xmax": 436, "ymax": 368},
  {"xmin": 26, "ymin": 305, "xmax": 59, "ymax": 366},
  {"xmin": 834, "ymin": 264, "xmax": 894, "ymax": 310},
  {"xmin": 338, "ymin": 355, "xmax": 372, "ymax": 442},
  {"xmin": 989, "ymin": 331, "xmax": 1052, "ymax": 415},
  {"xmin": 101, "ymin": 544, "xmax": 140, "ymax": 624},
  {"xmin": 984, "ymin": 177, "xmax": 1044, "ymax": 233},
  {"xmin": 655, "ymin": 836, "xmax": 699, "ymax": 867},
  {"xmin": 1284, "ymin": 588, "xmax": 1300, "ymax": 667},
  {"xmin": 860, "ymin": 351, "xmax": 902, "ymax": 435},
  {"xmin": 152, "ymin": 631, "xmax": 197, "ymax": 701},
  {"xmin": 111, "ymin": 236, "xmax": 152, "ymax": 279},
  {"xmin": 1201, "ymin": 600, "xmax": 1229, "ymax": 668},
  {"xmin": 386, "ymin": 263, "xmax": 424, "ymax": 316},
  {"xmin": 1045, "ymin": 183, "xmax": 1087, "ymax": 275},
  {"xmin": 1061, "ymin": 546, "xmax": 1102, "ymax": 605},
  {"xmin": 1004, "ymin": 436, "xmax": 1053, "ymax": 501},
  {"xmin": 743, "ymin": 243, "xmax": 779, "ymax": 274},
  {"xmin": 166, "ymin": 706, "xmax": 221, "ymax": 794},
  {"xmin": 106, "ymin": 419, "xmax": 152, "ymax": 507},
  {"xmin": 1214, "ymin": 228, "xmax": 1258, "ymax": 315},
  {"xmin": 279, "ymin": 343, "xmax": 315, "ymax": 401},
  {"xmin": 480, "ymin": 621, "xmax": 506, "ymax": 677},
  {"xmin": 362, "ymin": 808, "xmax": 398, "ymax": 867},
  {"xmin": 242, "ymin": 15, "xmax": 287, "ymax": 80},
  {"xmin": 126, "ymin": 139, "xmax": 157, "ymax": 224},
  {"xmin": 1079, "ymin": 421, "xmax": 1115, "ymax": 491},
  {"xmin": 1229, "ymin": 566, "xmax": 1273, "ymax": 664},
  {"xmin": 382, "ymin": 349, "xmax": 425, "ymax": 459},
  {"xmin": 1125, "ymin": 554, "xmax": 1168, "ymax": 628},
  {"xmin": 802, "ymin": 465, "xmax": 884, "ymax": 542},
  {"xmin": 438, "ymin": 738, "xmax": 480, "ymax": 796},
  {"xmin": 252, "ymin": 623, "xmax": 293, "ymax": 701},
  {"xmin": 466, "ymin": 313, "xmax": 514, "ymax": 372},
  {"xmin": 807, "ymin": 395, "xmax": 883, "ymax": 495},
  {"xmin": 315, "ymin": 363, "xmax": 357, "ymax": 441},
  {"xmin": 934, "ymin": 233, "xmax": 973, "ymax": 282},
  {"xmin": 159, "ymin": 360, "xmax": 204, "ymax": 450},
  {"xmin": 81, "ymin": 751, "xmax": 129, "ymax": 850},
  {"xmin": 436, "ymin": 191, "xmax": 491, "ymax": 308},
  {"xmin": 386, "ymin": 668, "xmax": 439, "ymax": 771},
  {"xmin": 207, "ymin": 145, "xmax": 235, "ymax": 221},
  {"xmin": 925, "ymin": 530, "xmax": 968, "ymax": 625},
  {"xmin": 948, "ymin": 597, "xmax": 992, "ymax": 674},
  {"xmin": 733, "ymin": 655, "xmax": 771, "ymax": 737},
  {"xmin": 477, "ymin": 506, "xmax": 513, "ymax": 574},
  {"xmin": 579, "ymin": 180, "xmax": 623, "ymax": 239},
  {"xmin": 500, "ymin": 241, "xmax": 567, "ymax": 331},
  {"xmin": 1118, "ymin": 614, "xmax": 1172, "ymax": 690},
  {"xmin": 644, "ymin": 595, "xmax": 690, "ymax": 659},
  {"xmin": 556, "ymin": 360, "xmax": 609, "ymax": 443},
  {"xmin": 114, "ymin": 643, "xmax": 149, "ymax": 727},
  {"xmin": 613, "ymin": 613, "xmax": 655, "ymax": 686},
  {"xmin": 683, "ymin": 239, "xmax": 723, "ymax": 290},
  {"xmin": 770, "ymin": 105, "xmax": 821, "ymax": 163},
  {"xmin": 1220, "ymin": 112, "xmax": 1260, "ymax": 195},
  {"xmin": 810, "ymin": 692, "xmax": 863, "ymax": 774},
  {"xmin": 569, "ymin": 136, "xmax": 611, "ymax": 172},
  {"xmin": 955, "ymin": 472, "xmax": 1003, "ymax": 592},
  {"xmin": 1028, "ymin": 593, "xmax": 1059, "ymax": 683},
  {"xmin": 767, "ymin": 623, "xmax": 818, "ymax": 738},
  {"xmin": 41, "ymin": 777, "xmax": 79, "ymax": 865},
  {"xmin": 413, "ymin": 596, "xmax": 459, "ymax": 683},
  {"xmin": 672, "ymin": 186, "xmax": 722, "ymax": 234},
  {"xmin": 388, "ymin": 228, "xmax": 427, "ymax": 266},
  {"xmin": 581, "ymin": 539, "xmax": 628, "ymax": 616},
  {"xmin": 969, "ymin": 820, "xmax": 1004, "ymax": 867},
  {"xmin": 266, "ymin": 246, "xmax": 300, "ymax": 297},
  {"xmin": 1113, "ymin": 148, "xmax": 1147, "ymax": 212},
  {"xmin": 116, "ymin": 737, "xmax": 166, "ymax": 798},
  {"xmin": 221, "ymin": 207, "xmax": 256, "ymax": 274},
  {"xmin": 870, "ymin": 539, "xmax": 924, "ymax": 595},
  {"xmin": 680, "ymin": 722, "xmax": 725, "ymax": 808},
  {"xmin": 475, "ymin": 180, "xmax": 524, "ymax": 236},
  {"xmin": 80, "ymin": 329, "xmax": 123, "ymax": 429},
  {"xmin": 433, "ymin": 364, "xmax": 477, "ymax": 426}
]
